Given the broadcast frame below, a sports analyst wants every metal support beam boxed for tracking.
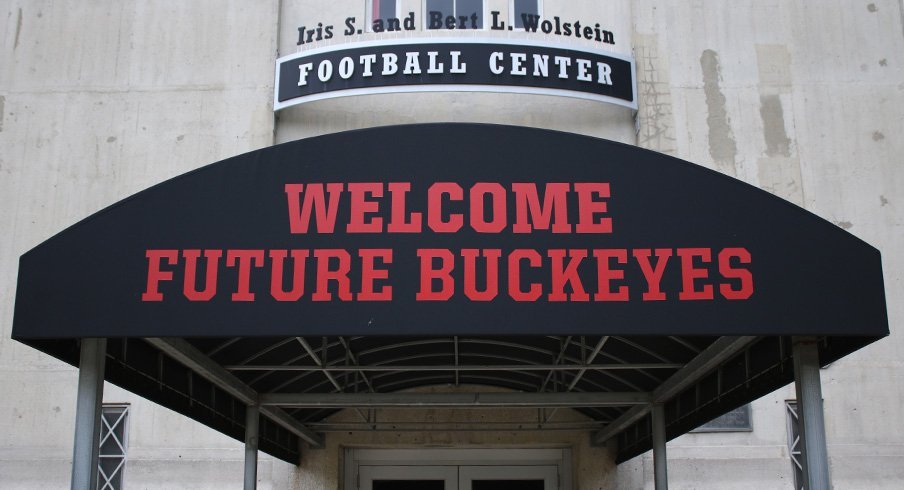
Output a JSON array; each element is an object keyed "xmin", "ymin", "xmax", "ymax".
[
  {"xmin": 543, "ymin": 336, "xmax": 611, "ymax": 426},
  {"xmin": 453, "ymin": 336, "xmax": 460, "ymax": 386},
  {"xmin": 567, "ymin": 336, "xmax": 610, "ymax": 391},
  {"xmin": 258, "ymin": 406, "xmax": 324, "ymax": 448},
  {"xmin": 338, "ymin": 337, "xmax": 375, "ymax": 392},
  {"xmin": 297, "ymin": 337, "xmax": 370, "ymax": 424},
  {"xmin": 147, "ymin": 338, "xmax": 257, "ymax": 404},
  {"xmin": 651, "ymin": 404, "xmax": 668, "ymax": 490},
  {"xmin": 145, "ymin": 338, "xmax": 324, "ymax": 448},
  {"xmin": 296, "ymin": 337, "xmax": 344, "ymax": 392},
  {"xmin": 260, "ymin": 391, "xmax": 652, "ymax": 408},
  {"xmin": 303, "ymin": 421, "xmax": 608, "ymax": 432},
  {"xmin": 592, "ymin": 336, "xmax": 758, "ymax": 446},
  {"xmin": 539, "ymin": 336, "xmax": 572, "ymax": 392},
  {"xmin": 793, "ymin": 337, "xmax": 830, "ymax": 490},
  {"xmin": 225, "ymin": 363, "xmax": 683, "ymax": 372},
  {"xmin": 71, "ymin": 338, "xmax": 106, "ymax": 490},
  {"xmin": 244, "ymin": 404, "xmax": 259, "ymax": 490}
]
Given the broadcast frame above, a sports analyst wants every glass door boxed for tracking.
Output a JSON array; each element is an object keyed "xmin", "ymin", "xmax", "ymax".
[
  {"xmin": 346, "ymin": 448, "xmax": 569, "ymax": 490},
  {"xmin": 359, "ymin": 465, "xmax": 458, "ymax": 490},
  {"xmin": 459, "ymin": 465, "xmax": 558, "ymax": 490}
]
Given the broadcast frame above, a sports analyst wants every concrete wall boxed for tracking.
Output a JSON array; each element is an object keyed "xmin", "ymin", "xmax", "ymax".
[
  {"xmin": 0, "ymin": 1, "xmax": 284, "ymax": 488},
  {"xmin": 619, "ymin": 1, "xmax": 904, "ymax": 488},
  {"xmin": 1, "ymin": 0, "xmax": 903, "ymax": 489},
  {"xmin": 296, "ymin": 386, "xmax": 615, "ymax": 490}
]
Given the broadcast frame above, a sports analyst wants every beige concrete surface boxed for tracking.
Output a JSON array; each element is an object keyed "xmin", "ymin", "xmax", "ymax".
[{"xmin": 1, "ymin": 0, "xmax": 902, "ymax": 488}]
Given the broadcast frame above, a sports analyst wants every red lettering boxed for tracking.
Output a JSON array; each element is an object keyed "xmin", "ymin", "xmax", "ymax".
[
  {"xmin": 312, "ymin": 249, "xmax": 353, "ymax": 301},
  {"xmin": 462, "ymin": 249, "xmax": 501, "ymax": 301},
  {"xmin": 347, "ymin": 182, "xmax": 383, "ymax": 233},
  {"xmin": 269, "ymin": 249, "xmax": 309, "ymax": 301},
  {"xmin": 574, "ymin": 183, "xmax": 612, "ymax": 234},
  {"xmin": 142, "ymin": 250, "xmax": 178, "ymax": 301},
  {"xmin": 508, "ymin": 249, "xmax": 542, "ymax": 301},
  {"xmin": 182, "ymin": 249, "xmax": 222, "ymax": 301},
  {"xmin": 512, "ymin": 183, "xmax": 572, "ymax": 233},
  {"xmin": 359, "ymin": 249, "xmax": 393, "ymax": 301},
  {"xmin": 427, "ymin": 183, "xmax": 463, "ymax": 233},
  {"xmin": 593, "ymin": 249, "xmax": 628, "ymax": 301},
  {"xmin": 470, "ymin": 183, "xmax": 507, "ymax": 233},
  {"xmin": 548, "ymin": 249, "xmax": 590, "ymax": 302},
  {"xmin": 387, "ymin": 182, "xmax": 423, "ymax": 233},
  {"xmin": 633, "ymin": 248, "xmax": 672, "ymax": 301},
  {"xmin": 227, "ymin": 250, "xmax": 265, "ymax": 301},
  {"xmin": 719, "ymin": 248, "xmax": 754, "ymax": 300},
  {"xmin": 677, "ymin": 248, "xmax": 714, "ymax": 300},
  {"xmin": 416, "ymin": 249, "xmax": 455, "ymax": 300},
  {"xmin": 285, "ymin": 183, "xmax": 343, "ymax": 233}
]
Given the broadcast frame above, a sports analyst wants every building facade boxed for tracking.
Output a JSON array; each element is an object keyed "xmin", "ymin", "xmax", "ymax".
[{"xmin": 1, "ymin": 0, "xmax": 902, "ymax": 488}]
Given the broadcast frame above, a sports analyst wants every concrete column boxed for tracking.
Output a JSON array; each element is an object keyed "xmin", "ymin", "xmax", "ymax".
[
  {"xmin": 71, "ymin": 338, "xmax": 107, "ymax": 490},
  {"xmin": 244, "ymin": 403, "xmax": 260, "ymax": 490},
  {"xmin": 793, "ymin": 337, "xmax": 831, "ymax": 490},
  {"xmin": 651, "ymin": 403, "xmax": 668, "ymax": 490}
]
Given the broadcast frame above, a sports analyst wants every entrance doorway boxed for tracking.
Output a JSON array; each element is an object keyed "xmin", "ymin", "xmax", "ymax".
[{"xmin": 345, "ymin": 448, "xmax": 570, "ymax": 490}]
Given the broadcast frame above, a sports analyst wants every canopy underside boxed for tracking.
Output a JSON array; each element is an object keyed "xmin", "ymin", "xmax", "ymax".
[{"xmin": 20, "ymin": 334, "xmax": 879, "ymax": 464}]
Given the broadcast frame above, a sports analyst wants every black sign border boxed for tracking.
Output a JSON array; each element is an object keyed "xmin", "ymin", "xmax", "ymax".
[{"xmin": 274, "ymin": 37, "xmax": 638, "ymax": 110}]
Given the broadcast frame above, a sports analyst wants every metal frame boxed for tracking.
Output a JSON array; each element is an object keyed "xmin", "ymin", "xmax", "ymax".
[
  {"xmin": 360, "ymin": 465, "xmax": 458, "ymax": 490},
  {"xmin": 244, "ymin": 403, "xmax": 259, "ymax": 490},
  {"xmin": 421, "ymin": 0, "xmax": 489, "ymax": 30},
  {"xmin": 97, "ymin": 404, "xmax": 130, "ymax": 490},
  {"xmin": 651, "ymin": 403, "xmax": 668, "ymax": 490},
  {"xmin": 793, "ymin": 337, "xmax": 830, "ymax": 489},
  {"xmin": 145, "ymin": 338, "xmax": 324, "ymax": 448},
  {"xmin": 71, "ymin": 338, "xmax": 106, "ymax": 490},
  {"xmin": 366, "ymin": 0, "xmax": 403, "ymax": 32},
  {"xmin": 190, "ymin": 335, "xmax": 720, "ymax": 439},
  {"xmin": 509, "ymin": 0, "xmax": 544, "ymax": 30},
  {"xmin": 304, "ymin": 421, "xmax": 605, "ymax": 432},
  {"xmin": 100, "ymin": 335, "xmax": 838, "ymax": 475},
  {"xmin": 459, "ymin": 465, "xmax": 558, "ymax": 490},
  {"xmin": 591, "ymin": 336, "xmax": 758, "ymax": 446},
  {"xmin": 59, "ymin": 332, "xmax": 845, "ymax": 490},
  {"xmin": 259, "ymin": 391, "xmax": 652, "ymax": 408},
  {"xmin": 132, "ymin": 335, "xmax": 713, "ymax": 447},
  {"xmin": 203, "ymin": 335, "xmax": 709, "ymax": 442},
  {"xmin": 220, "ymin": 335, "xmax": 689, "ymax": 393},
  {"xmin": 137, "ymin": 335, "xmax": 784, "ymax": 453},
  {"xmin": 785, "ymin": 400, "xmax": 804, "ymax": 490},
  {"xmin": 226, "ymin": 362, "xmax": 683, "ymax": 373},
  {"xmin": 345, "ymin": 448, "xmax": 572, "ymax": 490}
]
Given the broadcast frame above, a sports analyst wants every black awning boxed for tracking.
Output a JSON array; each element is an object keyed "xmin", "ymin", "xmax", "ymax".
[{"xmin": 12, "ymin": 124, "xmax": 888, "ymax": 464}]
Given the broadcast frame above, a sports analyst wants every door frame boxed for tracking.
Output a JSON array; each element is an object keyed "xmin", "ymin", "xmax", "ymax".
[
  {"xmin": 358, "ymin": 465, "xmax": 459, "ymax": 490},
  {"xmin": 458, "ymin": 464, "xmax": 559, "ymax": 490},
  {"xmin": 344, "ymin": 448, "xmax": 573, "ymax": 490}
]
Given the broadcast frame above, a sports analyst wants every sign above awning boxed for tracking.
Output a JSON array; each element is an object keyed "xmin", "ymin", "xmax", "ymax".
[
  {"xmin": 13, "ymin": 124, "xmax": 888, "ymax": 339},
  {"xmin": 274, "ymin": 38, "xmax": 637, "ymax": 110}
]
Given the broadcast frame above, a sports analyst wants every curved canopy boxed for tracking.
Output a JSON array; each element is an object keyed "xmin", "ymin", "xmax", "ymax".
[{"xmin": 12, "ymin": 124, "xmax": 888, "ymax": 463}]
